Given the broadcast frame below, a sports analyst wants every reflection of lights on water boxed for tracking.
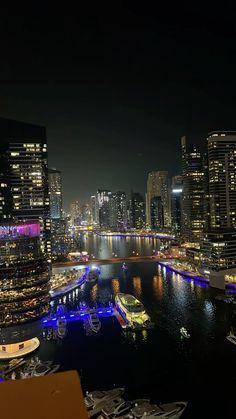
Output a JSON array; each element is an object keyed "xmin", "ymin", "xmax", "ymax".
[
  {"xmin": 112, "ymin": 278, "xmax": 120, "ymax": 294},
  {"xmin": 63, "ymin": 296, "xmax": 66, "ymax": 304},
  {"xmin": 142, "ymin": 329, "xmax": 148, "ymax": 341},
  {"xmin": 133, "ymin": 276, "xmax": 142, "ymax": 298},
  {"xmin": 90, "ymin": 284, "xmax": 98, "ymax": 301},
  {"xmin": 153, "ymin": 275, "xmax": 163, "ymax": 298}
]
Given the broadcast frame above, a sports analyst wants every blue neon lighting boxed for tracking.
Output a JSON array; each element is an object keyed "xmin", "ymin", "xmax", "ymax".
[
  {"xmin": 52, "ymin": 317, "xmax": 57, "ymax": 321},
  {"xmin": 98, "ymin": 310, "xmax": 103, "ymax": 314},
  {"xmin": 70, "ymin": 314, "xmax": 75, "ymax": 317},
  {"xmin": 43, "ymin": 320, "xmax": 48, "ymax": 323}
]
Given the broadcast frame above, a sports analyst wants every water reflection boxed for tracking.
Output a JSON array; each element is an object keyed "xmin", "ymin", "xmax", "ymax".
[
  {"xmin": 152, "ymin": 275, "xmax": 163, "ymax": 299},
  {"xmin": 90, "ymin": 284, "xmax": 98, "ymax": 301},
  {"xmin": 133, "ymin": 276, "xmax": 142, "ymax": 298},
  {"xmin": 111, "ymin": 278, "xmax": 120, "ymax": 294}
]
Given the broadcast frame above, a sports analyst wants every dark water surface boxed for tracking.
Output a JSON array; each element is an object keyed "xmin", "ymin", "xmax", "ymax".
[{"xmin": 40, "ymin": 235, "xmax": 236, "ymax": 417}]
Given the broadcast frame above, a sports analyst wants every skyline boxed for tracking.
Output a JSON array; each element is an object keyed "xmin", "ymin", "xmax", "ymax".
[{"xmin": 1, "ymin": 10, "xmax": 236, "ymax": 207}]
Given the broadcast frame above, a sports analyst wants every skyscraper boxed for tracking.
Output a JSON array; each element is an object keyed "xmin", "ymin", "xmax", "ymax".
[
  {"xmin": 171, "ymin": 175, "xmax": 183, "ymax": 232},
  {"xmin": 0, "ymin": 118, "xmax": 51, "ymax": 259},
  {"xmin": 146, "ymin": 171, "xmax": 171, "ymax": 229},
  {"xmin": 129, "ymin": 192, "xmax": 146, "ymax": 229},
  {"xmin": 150, "ymin": 196, "xmax": 164, "ymax": 230},
  {"xmin": 97, "ymin": 189, "xmax": 111, "ymax": 228},
  {"xmin": 91, "ymin": 195, "xmax": 99, "ymax": 225},
  {"xmin": 48, "ymin": 168, "xmax": 62, "ymax": 220},
  {"xmin": 208, "ymin": 131, "xmax": 236, "ymax": 229},
  {"xmin": 110, "ymin": 191, "xmax": 127, "ymax": 231},
  {"xmin": 70, "ymin": 200, "xmax": 82, "ymax": 226},
  {"xmin": 181, "ymin": 136, "xmax": 207, "ymax": 241}
]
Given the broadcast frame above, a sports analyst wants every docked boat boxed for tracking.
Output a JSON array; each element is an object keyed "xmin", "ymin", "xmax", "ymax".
[
  {"xmin": 122, "ymin": 263, "xmax": 128, "ymax": 271},
  {"xmin": 57, "ymin": 318, "xmax": 67, "ymax": 338},
  {"xmin": 84, "ymin": 387, "xmax": 125, "ymax": 416},
  {"xmin": 88, "ymin": 311, "xmax": 101, "ymax": 333},
  {"xmin": 180, "ymin": 327, "xmax": 190, "ymax": 339},
  {"xmin": 2, "ymin": 358, "xmax": 25, "ymax": 377},
  {"xmin": 226, "ymin": 331, "xmax": 236, "ymax": 346},
  {"xmin": 99, "ymin": 399, "xmax": 150, "ymax": 419},
  {"xmin": 131, "ymin": 400, "xmax": 187, "ymax": 419},
  {"xmin": 21, "ymin": 358, "xmax": 60, "ymax": 378},
  {"xmin": 115, "ymin": 293, "xmax": 152, "ymax": 329},
  {"xmin": 215, "ymin": 294, "xmax": 236, "ymax": 305}
]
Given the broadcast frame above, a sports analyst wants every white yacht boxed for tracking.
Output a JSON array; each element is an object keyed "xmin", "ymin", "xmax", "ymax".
[
  {"xmin": 131, "ymin": 401, "xmax": 188, "ymax": 419},
  {"xmin": 226, "ymin": 331, "xmax": 236, "ymax": 346},
  {"xmin": 57, "ymin": 317, "xmax": 67, "ymax": 339},
  {"xmin": 84, "ymin": 388, "xmax": 124, "ymax": 416},
  {"xmin": 180, "ymin": 327, "xmax": 190, "ymax": 339},
  {"xmin": 88, "ymin": 311, "xmax": 101, "ymax": 333},
  {"xmin": 115, "ymin": 293, "xmax": 151, "ymax": 328}
]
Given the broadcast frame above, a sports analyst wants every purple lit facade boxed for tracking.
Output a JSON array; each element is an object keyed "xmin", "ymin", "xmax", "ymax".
[{"xmin": 0, "ymin": 222, "xmax": 40, "ymax": 240}]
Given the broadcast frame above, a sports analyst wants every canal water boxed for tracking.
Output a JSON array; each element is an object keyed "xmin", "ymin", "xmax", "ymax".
[{"xmin": 40, "ymin": 235, "xmax": 236, "ymax": 417}]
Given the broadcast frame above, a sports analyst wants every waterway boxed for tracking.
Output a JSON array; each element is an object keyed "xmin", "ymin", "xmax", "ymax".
[{"xmin": 40, "ymin": 234, "xmax": 236, "ymax": 417}]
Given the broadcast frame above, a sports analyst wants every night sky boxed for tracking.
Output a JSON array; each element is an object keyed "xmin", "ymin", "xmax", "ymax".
[{"xmin": 1, "ymin": 8, "xmax": 236, "ymax": 209}]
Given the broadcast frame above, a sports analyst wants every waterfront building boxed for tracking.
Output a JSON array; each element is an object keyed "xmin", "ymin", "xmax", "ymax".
[
  {"xmin": 146, "ymin": 171, "xmax": 171, "ymax": 229},
  {"xmin": 97, "ymin": 189, "xmax": 111, "ymax": 228},
  {"xmin": 110, "ymin": 191, "xmax": 127, "ymax": 231},
  {"xmin": 150, "ymin": 196, "xmax": 164, "ymax": 229},
  {"xmin": 0, "ymin": 117, "xmax": 51, "ymax": 259},
  {"xmin": 199, "ymin": 132, "xmax": 236, "ymax": 288},
  {"xmin": 129, "ymin": 192, "xmax": 146, "ymax": 229},
  {"xmin": 0, "ymin": 221, "xmax": 50, "ymax": 358},
  {"xmin": 181, "ymin": 136, "xmax": 208, "ymax": 241},
  {"xmin": 171, "ymin": 175, "xmax": 183, "ymax": 233}
]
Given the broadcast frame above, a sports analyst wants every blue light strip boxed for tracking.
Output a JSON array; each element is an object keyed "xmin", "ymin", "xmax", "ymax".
[{"xmin": 42, "ymin": 306, "xmax": 114, "ymax": 327}]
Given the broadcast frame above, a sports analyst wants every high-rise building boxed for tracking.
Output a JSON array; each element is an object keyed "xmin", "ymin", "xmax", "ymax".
[
  {"xmin": 150, "ymin": 196, "xmax": 164, "ymax": 230},
  {"xmin": 146, "ymin": 171, "xmax": 171, "ymax": 229},
  {"xmin": 48, "ymin": 168, "xmax": 62, "ymax": 220},
  {"xmin": 81, "ymin": 203, "xmax": 91, "ymax": 224},
  {"xmin": 97, "ymin": 189, "xmax": 111, "ymax": 228},
  {"xmin": 0, "ymin": 118, "xmax": 51, "ymax": 259},
  {"xmin": 110, "ymin": 192, "xmax": 127, "ymax": 231},
  {"xmin": 91, "ymin": 195, "xmax": 99, "ymax": 225},
  {"xmin": 181, "ymin": 136, "xmax": 207, "ymax": 241},
  {"xmin": 70, "ymin": 200, "xmax": 82, "ymax": 226},
  {"xmin": 208, "ymin": 131, "xmax": 236, "ymax": 229},
  {"xmin": 171, "ymin": 175, "xmax": 183, "ymax": 232},
  {"xmin": 0, "ymin": 221, "xmax": 50, "ymax": 358},
  {"xmin": 129, "ymin": 192, "xmax": 145, "ymax": 229}
]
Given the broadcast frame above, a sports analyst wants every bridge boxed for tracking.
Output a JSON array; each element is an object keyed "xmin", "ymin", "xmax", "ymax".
[{"xmin": 53, "ymin": 255, "xmax": 179, "ymax": 268}]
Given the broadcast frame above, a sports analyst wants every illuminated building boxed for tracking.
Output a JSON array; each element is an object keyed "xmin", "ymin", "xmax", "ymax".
[
  {"xmin": 150, "ymin": 196, "xmax": 163, "ymax": 229},
  {"xmin": 91, "ymin": 195, "xmax": 99, "ymax": 224},
  {"xmin": 48, "ymin": 168, "xmax": 62, "ymax": 220},
  {"xmin": 171, "ymin": 175, "xmax": 183, "ymax": 233},
  {"xmin": 0, "ymin": 117, "xmax": 51, "ymax": 259},
  {"xmin": 181, "ymin": 136, "xmax": 208, "ymax": 241},
  {"xmin": 208, "ymin": 132, "xmax": 236, "ymax": 229},
  {"xmin": 81, "ymin": 203, "xmax": 91, "ymax": 224},
  {"xmin": 97, "ymin": 189, "xmax": 111, "ymax": 228},
  {"xmin": 129, "ymin": 192, "xmax": 145, "ymax": 229},
  {"xmin": 146, "ymin": 171, "xmax": 171, "ymax": 229},
  {"xmin": 199, "ymin": 132, "xmax": 236, "ymax": 288},
  {"xmin": 110, "ymin": 191, "xmax": 127, "ymax": 231},
  {"xmin": 70, "ymin": 200, "xmax": 82, "ymax": 226},
  {"xmin": 0, "ymin": 221, "xmax": 50, "ymax": 358}
]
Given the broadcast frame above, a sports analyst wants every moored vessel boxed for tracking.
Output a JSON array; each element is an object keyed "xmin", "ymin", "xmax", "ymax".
[{"xmin": 115, "ymin": 293, "xmax": 152, "ymax": 329}]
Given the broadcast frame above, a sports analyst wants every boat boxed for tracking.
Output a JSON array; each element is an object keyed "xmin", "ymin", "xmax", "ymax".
[
  {"xmin": 99, "ymin": 397, "xmax": 126, "ymax": 418},
  {"xmin": 215, "ymin": 294, "xmax": 236, "ymax": 305},
  {"xmin": 226, "ymin": 331, "xmax": 236, "ymax": 346},
  {"xmin": 122, "ymin": 263, "xmax": 128, "ymax": 271},
  {"xmin": 88, "ymin": 311, "xmax": 101, "ymax": 333},
  {"xmin": 2, "ymin": 358, "xmax": 25, "ymax": 376},
  {"xmin": 180, "ymin": 327, "xmax": 190, "ymax": 339},
  {"xmin": 21, "ymin": 358, "xmax": 60, "ymax": 378},
  {"xmin": 84, "ymin": 387, "xmax": 125, "ymax": 416},
  {"xmin": 115, "ymin": 293, "xmax": 152, "ymax": 329},
  {"xmin": 131, "ymin": 401, "xmax": 188, "ymax": 419}
]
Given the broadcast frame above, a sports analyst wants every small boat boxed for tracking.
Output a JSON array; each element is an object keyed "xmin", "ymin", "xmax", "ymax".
[
  {"xmin": 57, "ymin": 318, "xmax": 67, "ymax": 339},
  {"xmin": 180, "ymin": 327, "xmax": 190, "ymax": 339},
  {"xmin": 122, "ymin": 263, "xmax": 128, "ymax": 271},
  {"xmin": 99, "ymin": 397, "xmax": 125, "ymax": 418},
  {"xmin": 86, "ymin": 268, "xmax": 100, "ymax": 283},
  {"xmin": 131, "ymin": 401, "xmax": 187, "ymax": 419},
  {"xmin": 88, "ymin": 311, "xmax": 101, "ymax": 333},
  {"xmin": 84, "ymin": 388, "xmax": 125, "ymax": 416},
  {"xmin": 226, "ymin": 331, "xmax": 236, "ymax": 346}
]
